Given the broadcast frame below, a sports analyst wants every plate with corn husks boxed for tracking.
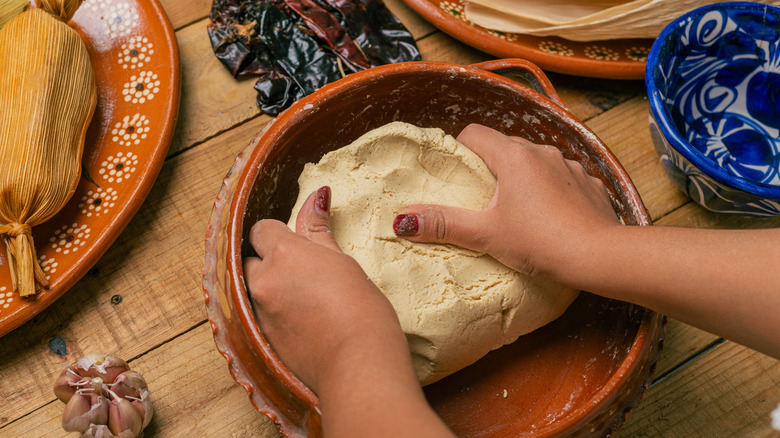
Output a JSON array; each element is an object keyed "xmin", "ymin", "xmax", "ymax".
[
  {"xmin": 400, "ymin": 0, "xmax": 758, "ymax": 79},
  {"xmin": 0, "ymin": 0, "xmax": 180, "ymax": 337}
]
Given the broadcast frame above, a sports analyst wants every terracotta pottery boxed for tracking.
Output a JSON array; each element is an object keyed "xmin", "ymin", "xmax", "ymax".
[
  {"xmin": 400, "ymin": 0, "xmax": 652, "ymax": 79},
  {"xmin": 0, "ymin": 0, "xmax": 180, "ymax": 337},
  {"xmin": 203, "ymin": 59, "xmax": 665, "ymax": 437}
]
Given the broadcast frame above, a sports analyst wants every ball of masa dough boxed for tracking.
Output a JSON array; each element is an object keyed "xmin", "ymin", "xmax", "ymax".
[{"xmin": 288, "ymin": 122, "xmax": 579, "ymax": 385}]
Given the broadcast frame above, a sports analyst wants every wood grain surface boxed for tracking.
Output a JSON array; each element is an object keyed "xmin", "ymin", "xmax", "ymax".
[{"xmin": 1, "ymin": 0, "xmax": 778, "ymax": 437}]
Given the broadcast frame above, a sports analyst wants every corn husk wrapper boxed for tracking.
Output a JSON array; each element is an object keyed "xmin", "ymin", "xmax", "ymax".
[
  {"xmin": 464, "ymin": 0, "xmax": 780, "ymax": 41},
  {"xmin": 0, "ymin": 0, "xmax": 96, "ymax": 297},
  {"xmin": 0, "ymin": 0, "xmax": 29, "ymax": 29}
]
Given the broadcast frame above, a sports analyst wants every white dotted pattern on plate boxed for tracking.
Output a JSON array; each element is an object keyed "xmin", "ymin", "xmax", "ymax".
[{"xmin": 0, "ymin": 287, "xmax": 13, "ymax": 315}]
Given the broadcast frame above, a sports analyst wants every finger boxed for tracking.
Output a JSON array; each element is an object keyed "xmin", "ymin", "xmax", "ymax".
[
  {"xmin": 243, "ymin": 256, "xmax": 266, "ymax": 300},
  {"xmin": 248, "ymin": 219, "xmax": 293, "ymax": 259},
  {"xmin": 393, "ymin": 204, "xmax": 489, "ymax": 252},
  {"xmin": 455, "ymin": 124, "xmax": 513, "ymax": 174},
  {"xmin": 295, "ymin": 186, "xmax": 342, "ymax": 252}
]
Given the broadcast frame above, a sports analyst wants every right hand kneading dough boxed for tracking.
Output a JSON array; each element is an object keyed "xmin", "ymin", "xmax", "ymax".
[{"xmin": 288, "ymin": 122, "xmax": 579, "ymax": 385}]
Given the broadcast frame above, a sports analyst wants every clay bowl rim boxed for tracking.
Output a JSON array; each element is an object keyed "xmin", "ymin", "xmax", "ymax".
[
  {"xmin": 646, "ymin": 1, "xmax": 780, "ymax": 201},
  {"xmin": 226, "ymin": 60, "xmax": 656, "ymax": 434}
]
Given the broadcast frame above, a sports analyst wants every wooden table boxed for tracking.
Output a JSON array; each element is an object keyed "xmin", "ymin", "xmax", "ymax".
[{"xmin": 2, "ymin": 1, "xmax": 779, "ymax": 436}]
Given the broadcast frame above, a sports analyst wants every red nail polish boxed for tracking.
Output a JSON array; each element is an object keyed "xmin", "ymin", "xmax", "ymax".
[
  {"xmin": 393, "ymin": 214, "xmax": 418, "ymax": 236},
  {"xmin": 315, "ymin": 186, "xmax": 330, "ymax": 213}
]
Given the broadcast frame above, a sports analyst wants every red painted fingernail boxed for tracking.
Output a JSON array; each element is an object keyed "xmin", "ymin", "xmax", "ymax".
[
  {"xmin": 314, "ymin": 186, "xmax": 330, "ymax": 214},
  {"xmin": 393, "ymin": 214, "xmax": 418, "ymax": 236}
]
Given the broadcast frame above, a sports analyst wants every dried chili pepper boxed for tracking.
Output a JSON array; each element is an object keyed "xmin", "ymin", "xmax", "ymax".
[
  {"xmin": 281, "ymin": 0, "xmax": 371, "ymax": 72},
  {"xmin": 208, "ymin": 0, "xmax": 420, "ymax": 115},
  {"xmin": 318, "ymin": 0, "xmax": 421, "ymax": 65}
]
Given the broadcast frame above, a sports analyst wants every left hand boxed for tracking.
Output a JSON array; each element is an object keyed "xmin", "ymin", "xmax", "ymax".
[{"xmin": 243, "ymin": 186, "xmax": 411, "ymax": 395}]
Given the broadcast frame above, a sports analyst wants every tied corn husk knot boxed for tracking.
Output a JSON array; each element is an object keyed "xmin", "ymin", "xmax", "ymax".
[
  {"xmin": 38, "ymin": 0, "xmax": 84, "ymax": 22},
  {"xmin": 0, "ymin": 221, "xmax": 46, "ymax": 296},
  {"xmin": 0, "ymin": 222, "xmax": 31, "ymax": 237},
  {"xmin": 0, "ymin": 0, "xmax": 96, "ymax": 297}
]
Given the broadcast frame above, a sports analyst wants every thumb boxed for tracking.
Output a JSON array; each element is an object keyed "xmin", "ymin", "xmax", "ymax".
[
  {"xmin": 295, "ymin": 186, "xmax": 342, "ymax": 252},
  {"xmin": 393, "ymin": 204, "xmax": 489, "ymax": 252}
]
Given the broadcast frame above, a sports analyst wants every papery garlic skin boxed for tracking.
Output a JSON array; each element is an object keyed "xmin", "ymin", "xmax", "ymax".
[
  {"xmin": 133, "ymin": 388, "xmax": 153, "ymax": 429},
  {"xmin": 82, "ymin": 424, "xmax": 124, "ymax": 438},
  {"xmin": 77, "ymin": 353, "xmax": 130, "ymax": 382}
]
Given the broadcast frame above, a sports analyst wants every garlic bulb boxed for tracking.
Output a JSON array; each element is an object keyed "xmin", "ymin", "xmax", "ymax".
[{"xmin": 54, "ymin": 353, "xmax": 153, "ymax": 438}]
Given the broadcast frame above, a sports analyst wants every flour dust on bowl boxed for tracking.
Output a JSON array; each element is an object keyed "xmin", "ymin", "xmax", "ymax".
[
  {"xmin": 203, "ymin": 59, "xmax": 665, "ymax": 437},
  {"xmin": 646, "ymin": 2, "xmax": 780, "ymax": 217}
]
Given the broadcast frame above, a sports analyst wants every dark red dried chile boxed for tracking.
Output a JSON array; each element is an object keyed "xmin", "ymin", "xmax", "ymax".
[{"xmin": 208, "ymin": 0, "xmax": 421, "ymax": 115}]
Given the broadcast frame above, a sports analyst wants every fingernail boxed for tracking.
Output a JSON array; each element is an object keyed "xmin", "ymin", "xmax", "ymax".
[
  {"xmin": 314, "ymin": 186, "xmax": 330, "ymax": 214},
  {"xmin": 393, "ymin": 214, "xmax": 418, "ymax": 236}
]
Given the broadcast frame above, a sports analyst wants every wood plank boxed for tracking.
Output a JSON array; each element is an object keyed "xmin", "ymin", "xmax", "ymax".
[
  {"xmin": 0, "ymin": 116, "xmax": 273, "ymax": 428},
  {"xmin": 0, "ymin": 324, "xmax": 281, "ymax": 438},
  {"xmin": 656, "ymin": 200, "xmax": 780, "ymax": 230},
  {"xmin": 171, "ymin": 20, "xmax": 263, "ymax": 155},
  {"xmin": 548, "ymin": 73, "xmax": 644, "ymax": 123},
  {"xmin": 385, "ymin": 0, "xmax": 437, "ymax": 39},
  {"xmin": 618, "ymin": 341, "xmax": 780, "ymax": 437},
  {"xmin": 654, "ymin": 319, "xmax": 719, "ymax": 378},
  {"xmin": 159, "ymin": 0, "xmax": 211, "ymax": 30}
]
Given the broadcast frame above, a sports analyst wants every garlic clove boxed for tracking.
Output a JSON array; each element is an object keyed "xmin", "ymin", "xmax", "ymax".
[
  {"xmin": 111, "ymin": 371, "xmax": 147, "ymax": 399},
  {"xmin": 53, "ymin": 365, "xmax": 87, "ymax": 403},
  {"xmin": 108, "ymin": 397, "xmax": 143, "ymax": 437},
  {"xmin": 89, "ymin": 393, "xmax": 111, "ymax": 427},
  {"xmin": 61, "ymin": 391, "xmax": 92, "ymax": 432},
  {"xmin": 62, "ymin": 392, "xmax": 109, "ymax": 433}
]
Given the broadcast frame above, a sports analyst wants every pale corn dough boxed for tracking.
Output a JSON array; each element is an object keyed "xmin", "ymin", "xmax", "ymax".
[{"xmin": 288, "ymin": 122, "xmax": 578, "ymax": 385}]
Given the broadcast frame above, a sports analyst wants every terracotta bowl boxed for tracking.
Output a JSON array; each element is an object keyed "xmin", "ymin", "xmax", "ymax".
[{"xmin": 203, "ymin": 59, "xmax": 665, "ymax": 437}]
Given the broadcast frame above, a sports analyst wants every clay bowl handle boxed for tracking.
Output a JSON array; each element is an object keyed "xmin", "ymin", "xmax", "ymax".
[{"xmin": 471, "ymin": 59, "xmax": 564, "ymax": 108}]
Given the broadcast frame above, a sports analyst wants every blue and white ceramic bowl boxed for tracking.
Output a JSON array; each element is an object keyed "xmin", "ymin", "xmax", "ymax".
[{"xmin": 646, "ymin": 2, "xmax": 780, "ymax": 217}]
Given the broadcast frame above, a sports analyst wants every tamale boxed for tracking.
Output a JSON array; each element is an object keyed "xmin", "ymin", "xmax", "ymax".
[{"xmin": 0, "ymin": 0, "xmax": 97, "ymax": 297}]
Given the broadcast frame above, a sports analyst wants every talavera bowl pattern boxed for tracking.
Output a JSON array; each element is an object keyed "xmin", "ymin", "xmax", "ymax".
[
  {"xmin": 646, "ymin": 2, "xmax": 780, "ymax": 216},
  {"xmin": 204, "ymin": 59, "xmax": 665, "ymax": 437}
]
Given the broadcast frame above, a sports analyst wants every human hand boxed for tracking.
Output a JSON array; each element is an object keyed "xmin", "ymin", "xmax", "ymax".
[
  {"xmin": 393, "ymin": 124, "xmax": 621, "ymax": 282},
  {"xmin": 243, "ymin": 187, "xmax": 409, "ymax": 394}
]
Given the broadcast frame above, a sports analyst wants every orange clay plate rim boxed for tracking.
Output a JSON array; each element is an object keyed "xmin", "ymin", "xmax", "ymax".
[
  {"xmin": 0, "ymin": 0, "xmax": 181, "ymax": 337},
  {"xmin": 401, "ymin": 0, "xmax": 653, "ymax": 79}
]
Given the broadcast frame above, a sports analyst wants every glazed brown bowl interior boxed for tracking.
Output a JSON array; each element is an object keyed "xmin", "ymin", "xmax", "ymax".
[{"xmin": 230, "ymin": 61, "xmax": 661, "ymax": 437}]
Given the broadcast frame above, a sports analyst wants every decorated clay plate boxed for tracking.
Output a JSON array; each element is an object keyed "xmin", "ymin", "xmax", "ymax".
[
  {"xmin": 0, "ymin": 0, "xmax": 180, "ymax": 337},
  {"xmin": 401, "ymin": 0, "xmax": 652, "ymax": 79}
]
